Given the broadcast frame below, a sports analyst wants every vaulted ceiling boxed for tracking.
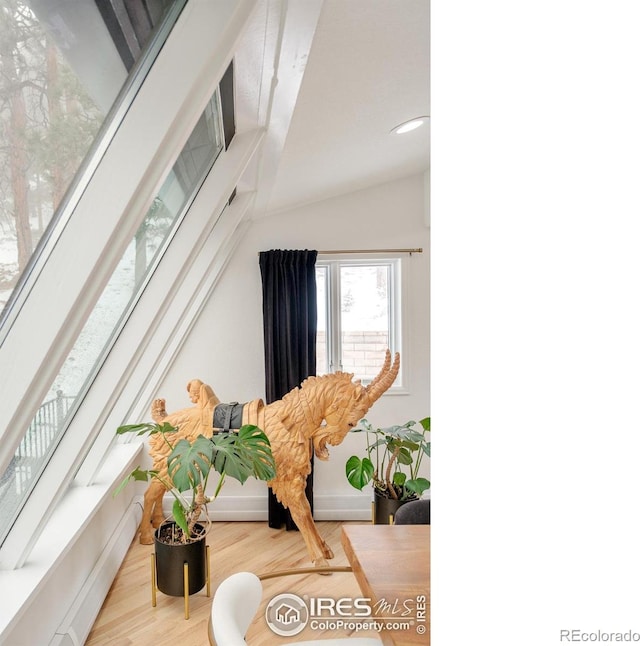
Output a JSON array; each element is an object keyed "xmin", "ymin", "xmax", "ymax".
[
  {"xmin": 259, "ymin": 0, "xmax": 430, "ymax": 216},
  {"xmin": 28, "ymin": 0, "xmax": 429, "ymax": 219}
]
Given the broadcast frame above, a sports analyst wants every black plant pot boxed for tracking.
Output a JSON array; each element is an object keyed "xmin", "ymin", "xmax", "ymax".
[
  {"xmin": 373, "ymin": 490, "xmax": 417, "ymax": 524},
  {"xmin": 154, "ymin": 522, "xmax": 207, "ymax": 596}
]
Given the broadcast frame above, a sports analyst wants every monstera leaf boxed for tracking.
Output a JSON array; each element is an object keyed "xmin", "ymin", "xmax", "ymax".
[
  {"xmin": 405, "ymin": 477, "xmax": 430, "ymax": 496},
  {"xmin": 345, "ymin": 456, "xmax": 374, "ymax": 490},
  {"xmin": 210, "ymin": 425, "xmax": 276, "ymax": 484},
  {"xmin": 167, "ymin": 435, "xmax": 215, "ymax": 492}
]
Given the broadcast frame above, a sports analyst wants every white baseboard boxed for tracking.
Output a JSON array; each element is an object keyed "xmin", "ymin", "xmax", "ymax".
[
  {"xmin": 312, "ymin": 494, "xmax": 373, "ymax": 521},
  {"xmin": 162, "ymin": 493, "xmax": 373, "ymax": 522},
  {"xmin": 51, "ymin": 501, "xmax": 142, "ymax": 646}
]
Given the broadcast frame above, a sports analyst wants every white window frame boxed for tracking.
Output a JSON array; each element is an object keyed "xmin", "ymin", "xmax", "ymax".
[
  {"xmin": 0, "ymin": 0, "xmax": 188, "ymax": 342},
  {"xmin": 0, "ymin": 0, "xmax": 261, "ymax": 570},
  {"xmin": 316, "ymin": 254, "xmax": 407, "ymax": 392}
]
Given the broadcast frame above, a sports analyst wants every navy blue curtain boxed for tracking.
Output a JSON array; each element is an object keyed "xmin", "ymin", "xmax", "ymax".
[{"xmin": 259, "ymin": 249, "xmax": 317, "ymax": 530}]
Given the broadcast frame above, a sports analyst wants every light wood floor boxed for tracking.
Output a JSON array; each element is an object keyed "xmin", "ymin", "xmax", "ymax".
[{"xmin": 86, "ymin": 521, "xmax": 379, "ymax": 646}]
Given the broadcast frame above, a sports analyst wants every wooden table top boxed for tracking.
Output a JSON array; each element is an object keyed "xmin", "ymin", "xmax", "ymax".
[{"xmin": 341, "ymin": 524, "xmax": 430, "ymax": 646}]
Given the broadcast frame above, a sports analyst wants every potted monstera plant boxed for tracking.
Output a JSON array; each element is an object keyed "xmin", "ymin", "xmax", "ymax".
[
  {"xmin": 345, "ymin": 417, "xmax": 430, "ymax": 524},
  {"xmin": 115, "ymin": 421, "xmax": 275, "ymax": 599}
]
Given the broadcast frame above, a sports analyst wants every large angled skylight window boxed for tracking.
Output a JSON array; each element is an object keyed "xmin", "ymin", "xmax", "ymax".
[
  {"xmin": 0, "ymin": 0, "xmax": 184, "ymax": 317},
  {"xmin": 0, "ymin": 81, "xmax": 226, "ymax": 546}
]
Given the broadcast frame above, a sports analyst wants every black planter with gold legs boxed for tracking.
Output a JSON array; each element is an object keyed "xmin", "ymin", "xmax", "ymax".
[
  {"xmin": 151, "ymin": 522, "xmax": 210, "ymax": 619},
  {"xmin": 373, "ymin": 491, "xmax": 417, "ymax": 524}
]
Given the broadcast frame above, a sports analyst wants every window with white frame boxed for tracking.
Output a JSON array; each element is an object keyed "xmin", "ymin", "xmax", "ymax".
[
  {"xmin": 316, "ymin": 256, "xmax": 403, "ymax": 387},
  {"xmin": 0, "ymin": 1, "xmax": 253, "ymax": 571},
  {"xmin": 0, "ymin": 81, "xmax": 226, "ymax": 548},
  {"xmin": 0, "ymin": 0, "xmax": 185, "ymax": 318}
]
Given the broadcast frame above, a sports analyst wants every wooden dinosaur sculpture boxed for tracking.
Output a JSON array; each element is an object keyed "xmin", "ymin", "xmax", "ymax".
[{"xmin": 141, "ymin": 351, "xmax": 400, "ymax": 566}]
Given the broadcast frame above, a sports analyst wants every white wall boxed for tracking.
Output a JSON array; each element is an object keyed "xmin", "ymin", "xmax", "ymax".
[{"xmin": 157, "ymin": 172, "xmax": 430, "ymax": 518}]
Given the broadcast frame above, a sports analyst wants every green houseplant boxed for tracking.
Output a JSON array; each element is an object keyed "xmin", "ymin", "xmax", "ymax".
[
  {"xmin": 345, "ymin": 417, "xmax": 430, "ymax": 523},
  {"xmin": 115, "ymin": 421, "xmax": 276, "ymax": 601},
  {"xmin": 115, "ymin": 421, "xmax": 276, "ymax": 543}
]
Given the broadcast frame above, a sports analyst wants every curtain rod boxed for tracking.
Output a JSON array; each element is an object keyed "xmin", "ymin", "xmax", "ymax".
[
  {"xmin": 317, "ymin": 248, "xmax": 422, "ymax": 254},
  {"xmin": 259, "ymin": 248, "xmax": 422, "ymax": 255}
]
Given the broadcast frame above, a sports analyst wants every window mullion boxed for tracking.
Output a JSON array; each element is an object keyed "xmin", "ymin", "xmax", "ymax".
[
  {"xmin": 77, "ymin": 140, "xmax": 261, "ymax": 487},
  {"xmin": 388, "ymin": 262, "xmax": 396, "ymax": 354},
  {"xmin": 328, "ymin": 262, "xmax": 342, "ymax": 372}
]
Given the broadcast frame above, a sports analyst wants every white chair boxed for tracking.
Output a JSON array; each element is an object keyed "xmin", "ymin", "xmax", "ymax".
[
  {"xmin": 209, "ymin": 572, "xmax": 262, "ymax": 645},
  {"xmin": 208, "ymin": 570, "xmax": 383, "ymax": 646}
]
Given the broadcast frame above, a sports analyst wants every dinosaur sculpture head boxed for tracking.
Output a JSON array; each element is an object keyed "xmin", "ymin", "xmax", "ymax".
[{"xmin": 312, "ymin": 350, "xmax": 400, "ymax": 460}]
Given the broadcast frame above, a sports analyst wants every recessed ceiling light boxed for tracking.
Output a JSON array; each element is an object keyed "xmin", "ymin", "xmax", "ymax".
[{"xmin": 391, "ymin": 116, "xmax": 429, "ymax": 135}]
